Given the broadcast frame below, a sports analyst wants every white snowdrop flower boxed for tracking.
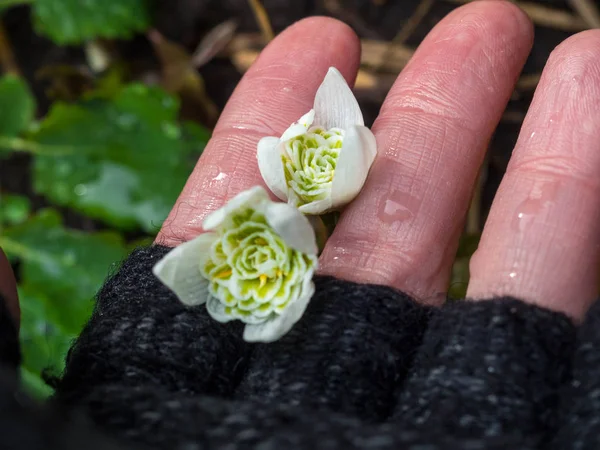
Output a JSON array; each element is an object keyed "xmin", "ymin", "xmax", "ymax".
[
  {"xmin": 152, "ymin": 186, "xmax": 318, "ymax": 343},
  {"xmin": 257, "ymin": 67, "xmax": 377, "ymax": 214}
]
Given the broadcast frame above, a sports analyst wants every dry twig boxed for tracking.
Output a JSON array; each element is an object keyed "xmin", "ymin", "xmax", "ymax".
[
  {"xmin": 443, "ymin": 0, "xmax": 588, "ymax": 31},
  {"xmin": 569, "ymin": 0, "xmax": 600, "ymax": 28},
  {"xmin": 393, "ymin": 0, "xmax": 436, "ymax": 45},
  {"xmin": 248, "ymin": 0, "xmax": 274, "ymax": 43},
  {"xmin": 516, "ymin": 73, "xmax": 541, "ymax": 92},
  {"xmin": 0, "ymin": 21, "xmax": 19, "ymax": 75}
]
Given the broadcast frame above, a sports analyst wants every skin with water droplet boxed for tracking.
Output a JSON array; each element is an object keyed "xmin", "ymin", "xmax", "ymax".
[
  {"xmin": 511, "ymin": 182, "xmax": 559, "ymax": 233},
  {"xmin": 378, "ymin": 190, "xmax": 420, "ymax": 225}
]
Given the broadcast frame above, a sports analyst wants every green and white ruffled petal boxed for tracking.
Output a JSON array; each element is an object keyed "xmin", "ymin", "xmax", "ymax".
[
  {"xmin": 203, "ymin": 186, "xmax": 269, "ymax": 232},
  {"xmin": 152, "ymin": 232, "xmax": 217, "ymax": 306},
  {"xmin": 243, "ymin": 268, "xmax": 316, "ymax": 343},
  {"xmin": 206, "ymin": 296, "xmax": 237, "ymax": 323},
  {"xmin": 280, "ymin": 109, "xmax": 315, "ymax": 141}
]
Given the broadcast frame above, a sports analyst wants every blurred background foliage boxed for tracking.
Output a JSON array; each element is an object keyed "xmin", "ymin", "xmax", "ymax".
[{"xmin": 0, "ymin": 0, "xmax": 597, "ymax": 398}]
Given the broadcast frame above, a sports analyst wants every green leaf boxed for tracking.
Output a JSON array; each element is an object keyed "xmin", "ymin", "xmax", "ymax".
[
  {"xmin": 1, "ymin": 209, "xmax": 127, "ymax": 332},
  {"xmin": 32, "ymin": 84, "xmax": 209, "ymax": 232},
  {"xmin": 0, "ymin": 75, "xmax": 35, "ymax": 138},
  {"xmin": 18, "ymin": 285, "xmax": 74, "ymax": 398},
  {"xmin": 0, "ymin": 194, "xmax": 31, "ymax": 226},
  {"xmin": 32, "ymin": 0, "xmax": 152, "ymax": 45},
  {"xmin": 21, "ymin": 367, "xmax": 54, "ymax": 399}
]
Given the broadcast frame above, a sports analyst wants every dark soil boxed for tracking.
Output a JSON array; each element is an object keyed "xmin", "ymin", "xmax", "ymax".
[{"xmin": 0, "ymin": 0, "xmax": 585, "ymax": 232}]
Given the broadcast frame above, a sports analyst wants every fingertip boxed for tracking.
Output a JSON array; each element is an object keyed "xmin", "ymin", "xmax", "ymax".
[
  {"xmin": 453, "ymin": 0, "xmax": 533, "ymax": 34},
  {"xmin": 543, "ymin": 29, "xmax": 600, "ymax": 83},
  {"xmin": 550, "ymin": 28, "xmax": 600, "ymax": 57}
]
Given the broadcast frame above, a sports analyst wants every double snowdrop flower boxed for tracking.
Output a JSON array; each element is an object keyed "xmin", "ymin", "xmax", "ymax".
[
  {"xmin": 153, "ymin": 67, "xmax": 376, "ymax": 342},
  {"xmin": 257, "ymin": 67, "xmax": 377, "ymax": 214},
  {"xmin": 153, "ymin": 187, "xmax": 318, "ymax": 343}
]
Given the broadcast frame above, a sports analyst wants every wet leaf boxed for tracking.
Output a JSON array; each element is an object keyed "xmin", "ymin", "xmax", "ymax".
[
  {"xmin": 0, "ymin": 75, "xmax": 35, "ymax": 138},
  {"xmin": 31, "ymin": 84, "xmax": 209, "ymax": 232},
  {"xmin": 32, "ymin": 0, "xmax": 152, "ymax": 45},
  {"xmin": 18, "ymin": 285, "xmax": 73, "ymax": 398},
  {"xmin": 2, "ymin": 209, "xmax": 127, "ymax": 332}
]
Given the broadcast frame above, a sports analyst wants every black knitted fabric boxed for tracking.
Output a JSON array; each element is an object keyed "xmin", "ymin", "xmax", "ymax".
[
  {"xmin": 553, "ymin": 299, "xmax": 600, "ymax": 449},
  {"xmin": 395, "ymin": 299, "xmax": 575, "ymax": 442},
  {"xmin": 235, "ymin": 276, "xmax": 431, "ymax": 422},
  {"xmin": 0, "ymin": 244, "xmax": 598, "ymax": 449}
]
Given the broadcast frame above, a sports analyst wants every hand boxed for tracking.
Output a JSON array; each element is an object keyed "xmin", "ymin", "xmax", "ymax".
[{"xmin": 156, "ymin": 1, "xmax": 600, "ymax": 322}]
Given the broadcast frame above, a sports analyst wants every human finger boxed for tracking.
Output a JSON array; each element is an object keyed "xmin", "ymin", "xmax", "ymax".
[
  {"xmin": 320, "ymin": 1, "xmax": 533, "ymax": 304},
  {"xmin": 156, "ymin": 17, "xmax": 361, "ymax": 247},
  {"xmin": 467, "ymin": 30, "xmax": 600, "ymax": 320}
]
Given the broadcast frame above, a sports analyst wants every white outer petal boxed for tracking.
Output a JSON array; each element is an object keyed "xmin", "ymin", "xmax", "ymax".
[
  {"xmin": 152, "ymin": 233, "xmax": 216, "ymax": 306},
  {"xmin": 203, "ymin": 186, "xmax": 269, "ymax": 231},
  {"xmin": 257, "ymin": 137, "xmax": 288, "ymax": 201},
  {"xmin": 313, "ymin": 67, "xmax": 363, "ymax": 130},
  {"xmin": 243, "ymin": 264, "xmax": 317, "ymax": 343},
  {"xmin": 264, "ymin": 202, "xmax": 318, "ymax": 256},
  {"xmin": 330, "ymin": 125, "xmax": 377, "ymax": 209},
  {"xmin": 298, "ymin": 198, "xmax": 332, "ymax": 215},
  {"xmin": 281, "ymin": 109, "xmax": 315, "ymax": 141}
]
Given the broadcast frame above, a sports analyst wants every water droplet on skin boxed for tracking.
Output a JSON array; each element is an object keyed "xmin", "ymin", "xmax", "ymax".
[
  {"xmin": 378, "ymin": 190, "xmax": 420, "ymax": 225},
  {"xmin": 530, "ymin": 131, "xmax": 536, "ymax": 139},
  {"xmin": 213, "ymin": 172, "xmax": 227, "ymax": 182},
  {"xmin": 512, "ymin": 182, "xmax": 559, "ymax": 233},
  {"xmin": 509, "ymin": 272, "xmax": 517, "ymax": 278}
]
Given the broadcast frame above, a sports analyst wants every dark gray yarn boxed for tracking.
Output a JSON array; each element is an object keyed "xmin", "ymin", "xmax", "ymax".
[
  {"xmin": 395, "ymin": 298, "xmax": 575, "ymax": 443},
  {"xmin": 553, "ymin": 300, "xmax": 600, "ymax": 449},
  {"xmin": 0, "ymin": 245, "xmax": 597, "ymax": 449}
]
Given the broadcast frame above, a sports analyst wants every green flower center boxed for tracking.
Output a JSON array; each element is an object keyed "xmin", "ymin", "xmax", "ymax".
[
  {"xmin": 282, "ymin": 127, "xmax": 344, "ymax": 205},
  {"xmin": 201, "ymin": 209, "xmax": 315, "ymax": 324}
]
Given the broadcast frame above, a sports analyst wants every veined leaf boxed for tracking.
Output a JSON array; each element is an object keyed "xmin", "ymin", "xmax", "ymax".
[
  {"xmin": 18, "ymin": 285, "xmax": 73, "ymax": 399},
  {"xmin": 1, "ymin": 209, "xmax": 127, "ymax": 332},
  {"xmin": 32, "ymin": 0, "xmax": 152, "ymax": 45},
  {"xmin": 0, "ymin": 75, "xmax": 35, "ymax": 139},
  {"xmin": 31, "ymin": 84, "xmax": 209, "ymax": 232}
]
